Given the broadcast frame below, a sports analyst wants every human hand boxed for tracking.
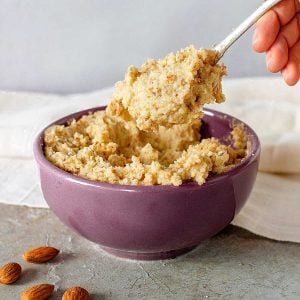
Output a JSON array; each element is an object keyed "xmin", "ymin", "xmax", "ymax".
[{"xmin": 253, "ymin": 0, "xmax": 300, "ymax": 85}]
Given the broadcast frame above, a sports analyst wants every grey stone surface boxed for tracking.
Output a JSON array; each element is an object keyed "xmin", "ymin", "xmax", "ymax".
[{"xmin": 0, "ymin": 203, "xmax": 299, "ymax": 300}]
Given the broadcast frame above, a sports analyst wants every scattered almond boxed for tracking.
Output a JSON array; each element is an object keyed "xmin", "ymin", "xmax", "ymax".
[
  {"xmin": 62, "ymin": 286, "xmax": 90, "ymax": 300},
  {"xmin": 22, "ymin": 246, "xmax": 59, "ymax": 263},
  {"xmin": 21, "ymin": 283, "xmax": 54, "ymax": 300},
  {"xmin": 0, "ymin": 262, "xmax": 22, "ymax": 284}
]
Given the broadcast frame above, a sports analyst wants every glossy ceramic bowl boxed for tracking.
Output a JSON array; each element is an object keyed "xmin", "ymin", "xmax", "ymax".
[{"xmin": 33, "ymin": 107, "xmax": 260, "ymax": 260}]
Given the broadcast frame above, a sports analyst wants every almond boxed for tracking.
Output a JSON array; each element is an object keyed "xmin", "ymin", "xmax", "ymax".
[
  {"xmin": 0, "ymin": 262, "xmax": 22, "ymax": 284},
  {"xmin": 21, "ymin": 283, "xmax": 54, "ymax": 300},
  {"xmin": 62, "ymin": 286, "xmax": 90, "ymax": 300},
  {"xmin": 23, "ymin": 246, "xmax": 59, "ymax": 263}
]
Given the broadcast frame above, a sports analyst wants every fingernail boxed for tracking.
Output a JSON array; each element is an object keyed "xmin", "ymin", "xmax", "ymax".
[
  {"xmin": 266, "ymin": 51, "xmax": 273, "ymax": 69},
  {"xmin": 282, "ymin": 68, "xmax": 288, "ymax": 81},
  {"xmin": 281, "ymin": 67, "xmax": 291, "ymax": 85}
]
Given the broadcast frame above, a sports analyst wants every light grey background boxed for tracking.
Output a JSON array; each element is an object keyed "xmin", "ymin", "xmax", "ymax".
[{"xmin": 0, "ymin": 0, "xmax": 269, "ymax": 94}]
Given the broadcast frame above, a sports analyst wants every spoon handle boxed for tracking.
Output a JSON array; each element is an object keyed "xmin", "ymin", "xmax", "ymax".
[{"xmin": 214, "ymin": 0, "xmax": 282, "ymax": 61}]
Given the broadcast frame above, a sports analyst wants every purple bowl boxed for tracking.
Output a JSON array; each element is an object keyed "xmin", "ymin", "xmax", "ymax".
[{"xmin": 33, "ymin": 107, "xmax": 260, "ymax": 260}]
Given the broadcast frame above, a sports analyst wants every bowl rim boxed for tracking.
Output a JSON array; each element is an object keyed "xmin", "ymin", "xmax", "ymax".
[{"xmin": 33, "ymin": 106, "xmax": 260, "ymax": 192}]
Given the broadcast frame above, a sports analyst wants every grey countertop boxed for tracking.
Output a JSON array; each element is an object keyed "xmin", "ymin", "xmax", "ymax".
[{"xmin": 1, "ymin": 203, "xmax": 299, "ymax": 300}]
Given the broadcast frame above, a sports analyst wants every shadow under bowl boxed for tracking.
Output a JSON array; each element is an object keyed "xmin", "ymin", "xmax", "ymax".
[{"xmin": 33, "ymin": 107, "xmax": 260, "ymax": 260}]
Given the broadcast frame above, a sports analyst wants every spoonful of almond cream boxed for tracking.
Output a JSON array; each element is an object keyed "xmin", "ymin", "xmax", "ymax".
[{"xmin": 107, "ymin": 0, "xmax": 281, "ymax": 132}]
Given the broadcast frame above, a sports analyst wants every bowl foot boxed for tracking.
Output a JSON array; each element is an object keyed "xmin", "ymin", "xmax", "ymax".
[{"xmin": 101, "ymin": 245, "xmax": 197, "ymax": 261}]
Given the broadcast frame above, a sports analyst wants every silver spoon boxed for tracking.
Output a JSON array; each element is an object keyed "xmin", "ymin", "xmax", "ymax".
[{"xmin": 214, "ymin": 0, "xmax": 282, "ymax": 62}]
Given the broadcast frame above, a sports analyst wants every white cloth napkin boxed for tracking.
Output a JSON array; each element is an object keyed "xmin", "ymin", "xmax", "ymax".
[{"xmin": 0, "ymin": 77, "xmax": 299, "ymax": 242}]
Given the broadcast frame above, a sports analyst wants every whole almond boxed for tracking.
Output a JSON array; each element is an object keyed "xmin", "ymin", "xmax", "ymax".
[
  {"xmin": 62, "ymin": 286, "xmax": 90, "ymax": 300},
  {"xmin": 0, "ymin": 262, "xmax": 22, "ymax": 284},
  {"xmin": 21, "ymin": 283, "xmax": 54, "ymax": 300},
  {"xmin": 23, "ymin": 246, "xmax": 59, "ymax": 263}
]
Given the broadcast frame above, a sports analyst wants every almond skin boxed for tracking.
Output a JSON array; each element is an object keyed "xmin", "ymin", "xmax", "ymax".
[
  {"xmin": 0, "ymin": 262, "xmax": 22, "ymax": 284},
  {"xmin": 62, "ymin": 286, "xmax": 90, "ymax": 300},
  {"xmin": 21, "ymin": 283, "xmax": 54, "ymax": 300},
  {"xmin": 22, "ymin": 246, "xmax": 59, "ymax": 263}
]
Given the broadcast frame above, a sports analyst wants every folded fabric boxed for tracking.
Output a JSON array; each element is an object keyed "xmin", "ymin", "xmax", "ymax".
[
  {"xmin": 232, "ymin": 172, "xmax": 300, "ymax": 243},
  {"xmin": 0, "ymin": 77, "xmax": 299, "ymax": 242},
  {"xmin": 0, "ymin": 88, "xmax": 112, "ymax": 158}
]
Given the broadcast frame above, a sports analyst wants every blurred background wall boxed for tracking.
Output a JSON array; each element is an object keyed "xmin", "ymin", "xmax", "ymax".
[{"xmin": 0, "ymin": 0, "xmax": 268, "ymax": 94}]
